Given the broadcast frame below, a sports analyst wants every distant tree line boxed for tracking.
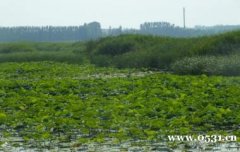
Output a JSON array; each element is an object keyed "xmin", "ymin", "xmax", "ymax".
[
  {"xmin": 0, "ymin": 21, "xmax": 240, "ymax": 42},
  {"xmin": 0, "ymin": 22, "xmax": 102, "ymax": 42},
  {"xmin": 139, "ymin": 22, "xmax": 240, "ymax": 37}
]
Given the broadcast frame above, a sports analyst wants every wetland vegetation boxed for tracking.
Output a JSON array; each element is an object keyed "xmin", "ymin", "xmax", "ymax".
[{"xmin": 0, "ymin": 31, "xmax": 240, "ymax": 151}]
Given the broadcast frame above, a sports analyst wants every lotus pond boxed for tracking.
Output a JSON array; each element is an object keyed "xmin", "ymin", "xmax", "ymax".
[{"xmin": 0, "ymin": 62, "xmax": 239, "ymax": 151}]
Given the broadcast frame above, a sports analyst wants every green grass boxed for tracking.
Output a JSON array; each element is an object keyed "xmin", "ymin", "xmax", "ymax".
[
  {"xmin": 0, "ymin": 42, "xmax": 87, "ymax": 64},
  {"xmin": 0, "ymin": 62, "xmax": 239, "ymax": 143},
  {"xmin": 0, "ymin": 51, "xmax": 86, "ymax": 64},
  {"xmin": 87, "ymin": 31, "xmax": 240, "ymax": 69},
  {"xmin": 0, "ymin": 30, "xmax": 240, "ymax": 75}
]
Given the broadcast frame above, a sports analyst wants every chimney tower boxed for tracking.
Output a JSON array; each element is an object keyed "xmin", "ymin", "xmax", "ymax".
[{"xmin": 183, "ymin": 7, "xmax": 186, "ymax": 28}]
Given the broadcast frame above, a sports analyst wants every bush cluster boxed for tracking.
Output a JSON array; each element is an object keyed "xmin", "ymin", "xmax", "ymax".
[
  {"xmin": 87, "ymin": 31, "xmax": 240, "ymax": 71},
  {"xmin": 171, "ymin": 54, "xmax": 240, "ymax": 76}
]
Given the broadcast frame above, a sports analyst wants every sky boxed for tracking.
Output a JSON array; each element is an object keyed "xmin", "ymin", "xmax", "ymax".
[{"xmin": 0, "ymin": 0, "xmax": 240, "ymax": 28}]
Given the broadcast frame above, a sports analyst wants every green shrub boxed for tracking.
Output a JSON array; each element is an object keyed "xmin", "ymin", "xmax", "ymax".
[
  {"xmin": 0, "ymin": 51, "xmax": 85, "ymax": 64},
  {"xmin": 171, "ymin": 54, "xmax": 240, "ymax": 76},
  {"xmin": 90, "ymin": 55, "xmax": 112, "ymax": 67},
  {"xmin": 193, "ymin": 33, "xmax": 240, "ymax": 55},
  {"xmin": 97, "ymin": 40, "xmax": 136, "ymax": 56},
  {"xmin": 0, "ymin": 43, "xmax": 36, "ymax": 53},
  {"xmin": 87, "ymin": 31, "xmax": 240, "ymax": 69},
  {"xmin": 0, "ymin": 42, "xmax": 87, "ymax": 64}
]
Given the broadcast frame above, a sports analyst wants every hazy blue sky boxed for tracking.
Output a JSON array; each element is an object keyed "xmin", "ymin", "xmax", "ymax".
[{"xmin": 0, "ymin": 0, "xmax": 239, "ymax": 28}]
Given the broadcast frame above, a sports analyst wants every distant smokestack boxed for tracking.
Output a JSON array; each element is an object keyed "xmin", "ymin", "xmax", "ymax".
[{"xmin": 183, "ymin": 7, "xmax": 186, "ymax": 28}]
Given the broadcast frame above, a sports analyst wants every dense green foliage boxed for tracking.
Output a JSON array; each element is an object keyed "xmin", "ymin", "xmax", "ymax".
[
  {"xmin": 171, "ymin": 53, "xmax": 240, "ymax": 76},
  {"xmin": 0, "ymin": 42, "xmax": 87, "ymax": 64},
  {"xmin": 0, "ymin": 26, "xmax": 239, "ymax": 151},
  {"xmin": 87, "ymin": 31, "xmax": 240, "ymax": 70},
  {"xmin": 0, "ymin": 62, "xmax": 239, "ymax": 144},
  {"xmin": 0, "ymin": 31, "xmax": 240, "ymax": 75}
]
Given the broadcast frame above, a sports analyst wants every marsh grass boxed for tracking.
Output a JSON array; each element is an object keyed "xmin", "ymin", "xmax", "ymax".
[
  {"xmin": 0, "ymin": 31, "xmax": 240, "ymax": 75},
  {"xmin": 0, "ymin": 42, "xmax": 87, "ymax": 64},
  {"xmin": 87, "ymin": 31, "xmax": 240, "ymax": 70}
]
